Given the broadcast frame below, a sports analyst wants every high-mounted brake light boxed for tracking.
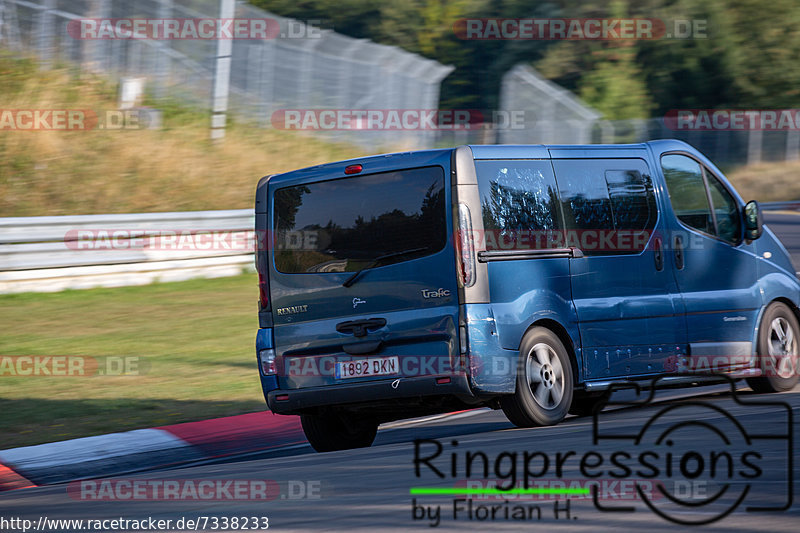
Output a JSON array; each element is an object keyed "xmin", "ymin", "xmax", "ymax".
[
  {"xmin": 457, "ymin": 203, "xmax": 476, "ymax": 287},
  {"xmin": 344, "ymin": 164, "xmax": 362, "ymax": 174}
]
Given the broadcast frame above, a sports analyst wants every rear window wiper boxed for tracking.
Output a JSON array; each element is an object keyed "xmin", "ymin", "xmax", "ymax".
[{"xmin": 342, "ymin": 247, "xmax": 430, "ymax": 287}]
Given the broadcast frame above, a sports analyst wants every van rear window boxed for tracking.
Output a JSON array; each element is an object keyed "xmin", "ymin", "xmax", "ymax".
[{"xmin": 273, "ymin": 166, "xmax": 447, "ymax": 273}]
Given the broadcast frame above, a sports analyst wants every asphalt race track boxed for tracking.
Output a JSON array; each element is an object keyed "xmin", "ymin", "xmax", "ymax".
[
  {"xmin": 1, "ymin": 213, "xmax": 799, "ymax": 532},
  {"xmin": 765, "ymin": 211, "xmax": 800, "ymax": 270},
  {"xmin": 0, "ymin": 384, "xmax": 798, "ymax": 531}
]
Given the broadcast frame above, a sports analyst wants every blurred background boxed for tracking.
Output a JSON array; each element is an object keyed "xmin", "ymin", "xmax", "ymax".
[{"xmin": 1, "ymin": 0, "xmax": 799, "ymax": 447}]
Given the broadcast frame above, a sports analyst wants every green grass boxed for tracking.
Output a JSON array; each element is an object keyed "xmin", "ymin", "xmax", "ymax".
[
  {"xmin": 0, "ymin": 51, "xmax": 367, "ymax": 216},
  {"xmin": 0, "ymin": 274, "xmax": 267, "ymax": 448}
]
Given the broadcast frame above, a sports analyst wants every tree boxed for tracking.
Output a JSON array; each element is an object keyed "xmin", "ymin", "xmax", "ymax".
[{"xmin": 250, "ymin": 0, "xmax": 800, "ymax": 117}]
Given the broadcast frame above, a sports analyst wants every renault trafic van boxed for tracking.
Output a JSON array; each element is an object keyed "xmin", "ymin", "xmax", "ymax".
[{"xmin": 254, "ymin": 140, "xmax": 800, "ymax": 451}]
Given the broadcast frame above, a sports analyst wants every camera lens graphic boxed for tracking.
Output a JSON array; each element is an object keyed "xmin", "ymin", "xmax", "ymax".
[{"xmin": 633, "ymin": 403, "xmax": 753, "ymax": 525}]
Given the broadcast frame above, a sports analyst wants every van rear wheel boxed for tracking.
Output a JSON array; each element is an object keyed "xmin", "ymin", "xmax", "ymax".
[
  {"xmin": 746, "ymin": 302, "xmax": 800, "ymax": 393},
  {"xmin": 301, "ymin": 410, "xmax": 378, "ymax": 452},
  {"xmin": 501, "ymin": 328, "xmax": 574, "ymax": 427}
]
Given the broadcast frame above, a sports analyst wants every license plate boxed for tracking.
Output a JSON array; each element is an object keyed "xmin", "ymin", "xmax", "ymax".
[{"xmin": 335, "ymin": 356, "xmax": 399, "ymax": 379}]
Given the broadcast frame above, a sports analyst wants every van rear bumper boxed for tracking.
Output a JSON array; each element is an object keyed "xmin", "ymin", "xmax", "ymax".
[{"xmin": 266, "ymin": 373, "xmax": 474, "ymax": 414}]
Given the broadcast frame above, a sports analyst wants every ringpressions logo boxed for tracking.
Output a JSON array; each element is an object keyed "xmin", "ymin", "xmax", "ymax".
[{"xmin": 410, "ymin": 376, "xmax": 793, "ymax": 526}]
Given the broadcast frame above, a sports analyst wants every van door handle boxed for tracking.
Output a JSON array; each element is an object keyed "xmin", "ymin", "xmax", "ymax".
[
  {"xmin": 336, "ymin": 318, "xmax": 386, "ymax": 338},
  {"xmin": 654, "ymin": 237, "xmax": 664, "ymax": 271},
  {"xmin": 674, "ymin": 235, "xmax": 684, "ymax": 270}
]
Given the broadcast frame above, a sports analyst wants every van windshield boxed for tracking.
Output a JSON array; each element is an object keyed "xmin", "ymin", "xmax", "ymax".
[{"xmin": 273, "ymin": 166, "xmax": 447, "ymax": 273}]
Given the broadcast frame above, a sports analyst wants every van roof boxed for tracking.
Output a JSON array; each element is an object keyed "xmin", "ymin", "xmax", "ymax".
[
  {"xmin": 264, "ymin": 139, "xmax": 695, "ymax": 186},
  {"xmin": 266, "ymin": 148, "xmax": 454, "ymax": 187},
  {"xmin": 468, "ymin": 139, "xmax": 693, "ymax": 159}
]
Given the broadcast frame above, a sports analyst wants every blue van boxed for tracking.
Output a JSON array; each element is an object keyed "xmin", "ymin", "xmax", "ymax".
[{"xmin": 254, "ymin": 140, "xmax": 800, "ymax": 452}]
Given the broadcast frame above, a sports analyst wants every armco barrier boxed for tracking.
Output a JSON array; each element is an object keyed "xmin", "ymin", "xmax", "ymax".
[
  {"xmin": 0, "ymin": 210, "xmax": 254, "ymax": 294},
  {"xmin": 760, "ymin": 201, "xmax": 800, "ymax": 211},
  {"xmin": 0, "ymin": 202, "xmax": 796, "ymax": 294}
]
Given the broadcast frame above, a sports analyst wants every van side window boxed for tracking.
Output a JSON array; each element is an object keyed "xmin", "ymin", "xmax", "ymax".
[
  {"xmin": 661, "ymin": 154, "xmax": 714, "ymax": 235},
  {"xmin": 556, "ymin": 160, "xmax": 614, "ymax": 234},
  {"xmin": 476, "ymin": 160, "xmax": 562, "ymax": 250},
  {"xmin": 705, "ymin": 171, "xmax": 742, "ymax": 245},
  {"xmin": 554, "ymin": 159, "xmax": 656, "ymax": 255},
  {"xmin": 605, "ymin": 170, "xmax": 656, "ymax": 234}
]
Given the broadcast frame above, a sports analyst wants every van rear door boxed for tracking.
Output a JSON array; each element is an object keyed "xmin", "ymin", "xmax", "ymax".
[{"xmin": 267, "ymin": 153, "xmax": 460, "ymax": 390}]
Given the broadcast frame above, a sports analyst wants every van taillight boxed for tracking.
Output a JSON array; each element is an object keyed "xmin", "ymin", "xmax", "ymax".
[
  {"xmin": 259, "ymin": 348, "xmax": 277, "ymax": 375},
  {"xmin": 258, "ymin": 271, "xmax": 269, "ymax": 310},
  {"xmin": 457, "ymin": 203, "xmax": 476, "ymax": 287}
]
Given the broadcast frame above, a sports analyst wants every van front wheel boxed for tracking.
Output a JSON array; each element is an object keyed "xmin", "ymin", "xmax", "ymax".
[
  {"xmin": 501, "ymin": 328, "xmax": 574, "ymax": 427},
  {"xmin": 301, "ymin": 410, "xmax": 378, "ymax": 452},
  {"xmin": 746, "ymin": 302, "xmax": 800, "ymax": 393}
]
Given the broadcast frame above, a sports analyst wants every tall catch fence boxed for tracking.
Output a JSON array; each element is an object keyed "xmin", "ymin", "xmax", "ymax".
[
  {"xmin": 0, "ymin": 0, "xmax": 453, "ymax": 149},
  {"xmin": 498, "ymin": 64, "xmax": 800, "ymax": 168}
]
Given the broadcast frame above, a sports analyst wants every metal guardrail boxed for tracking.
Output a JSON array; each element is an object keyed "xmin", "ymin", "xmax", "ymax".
[
  {"xmin": 761, "ymin": 202, "xmax": 800, "ymax": 211},
  {"xmin": 2, "ymin": 202, "xmax": 798, "ymax": 294},
  {"xmin": 0, "ymin": 210, "xmax": 255, "ymax": 294}
]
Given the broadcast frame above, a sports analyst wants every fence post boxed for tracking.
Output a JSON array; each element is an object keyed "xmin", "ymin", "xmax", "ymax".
[
  {"xmin": 246, "ymin": 43, "xmax": 259, "ymax": 105},
  {"xmin": 714, "ymin": 127, "xmax": 730, "ymax": 167},
  {"xmin": 84, "ymin": 0, "xmax": 109, "ymax": 73},
  {"xmin": 786, "ymin": 131, "xmax": 800, "ymax": 161},
  {"xmin": 259, "ymin": 38, "xmax": 276, "ymax": 127},
  {"xmin": 36, "ymin": 0, "xmax": 56, "ymax": 66},
  {"xmin": 210, "ymin": 0, "xmax": 235, "ymax": 142},
  {"xmin": 599, "ymin": 120, "xmax": 615, "ymax": 144},
  {"xmin": 634, "ymin": 119, "xmax": 647, "ymax": 142},
  {"xmin": 297, "ymin": 31, "xmax": 328, "ymax": 108},
  {"xmin": 0, "ymin": 0, "xmax": 23, "ymax": 51},
  {"xmin": 337, "ymin": 38, "xmax": 366, "ymax": 109},
  {"xmin": 746, "ymin": 111, "xmax": 763, "ymax": 165},
  {"xmin": 154, "ymin": 0, "xmax": 172, "ymax": 99},
  {"xmin": 746, "ymin": 130, "xmax": 763, "ymax": 165}
]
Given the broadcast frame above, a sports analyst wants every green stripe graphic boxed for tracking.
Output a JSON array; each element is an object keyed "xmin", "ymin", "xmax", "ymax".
[{"xmin": 410, "ymin": 487, "xmax": 590, "ymax": 496}]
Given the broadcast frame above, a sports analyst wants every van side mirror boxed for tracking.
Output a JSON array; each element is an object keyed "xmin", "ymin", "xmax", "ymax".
[{"xmin": 744, "ymin": 200, "xmax": 763, "ymax": 240}]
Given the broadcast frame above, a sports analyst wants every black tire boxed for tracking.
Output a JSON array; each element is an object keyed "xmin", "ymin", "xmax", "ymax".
[
  {"xmin": 569, "ymin": 392, "xmax": 608, "ymax": 417},
  {"xmin": 500, "ymin": 327, "xmax": 574, "ymax": 427},
  {"xmin": 746, "ymin": 302, "xmax": 800, "ymax": 393},
  {"xmin": 301, "ymin": 410, "xmax": 378, "ymax": 452}
]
